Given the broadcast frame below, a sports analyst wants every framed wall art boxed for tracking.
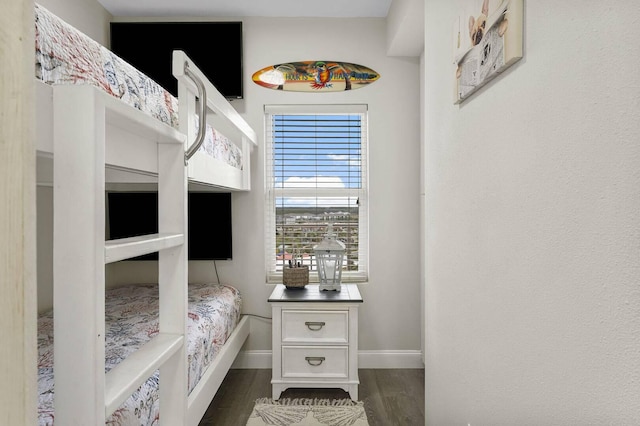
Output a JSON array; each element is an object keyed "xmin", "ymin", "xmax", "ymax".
[{"xmin": 453, "ymin": 0, "xmax": 524, "ymax": 104}]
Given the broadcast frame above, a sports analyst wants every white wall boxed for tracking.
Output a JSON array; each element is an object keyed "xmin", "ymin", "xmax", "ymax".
[
  {"xmin": 195, "ymin": 16, "xmax": 423, "ymax": 362},
  {"xmin": 35, "ymin": 2, "xmax": 424, "ymax": 365},
  {"xmin": 424, "ymin": 0, "xmax": 640, "ymax": 423},
  {"xmin": 386, "ymin": 0, "xmax": 424, "ymax": 56},
  {"xmin": 36, "ymin": 0, "xmax": 111, "ymax": 44}
]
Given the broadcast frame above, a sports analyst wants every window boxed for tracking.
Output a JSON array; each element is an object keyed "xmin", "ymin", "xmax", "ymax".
[{"xmin": 265, "ymin": 104, "xmax": 368, "ymax": 283}]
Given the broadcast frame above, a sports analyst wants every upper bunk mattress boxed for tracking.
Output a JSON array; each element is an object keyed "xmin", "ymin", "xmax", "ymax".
[
  {"xmin": 37, "ymin": 283, "xmax": 242, "ymax": 425},
  {"xmin": 34, "ymin": 3, "xmax": 243, "ymax": 170}
]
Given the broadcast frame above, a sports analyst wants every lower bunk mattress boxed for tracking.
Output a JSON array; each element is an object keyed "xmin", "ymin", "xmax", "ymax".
[{"xmin": 37, "ymin": 283, "xmax": 242, "ymax": 425}]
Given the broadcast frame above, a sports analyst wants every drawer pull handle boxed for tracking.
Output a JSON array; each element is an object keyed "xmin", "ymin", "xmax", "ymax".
[
  {"xmin": 305, "ymin": 321, "xmax": 325, "ymax": 331},
  {"xmin": 305, "ymin": 356, "xmax": 326, "ymax": 366}
]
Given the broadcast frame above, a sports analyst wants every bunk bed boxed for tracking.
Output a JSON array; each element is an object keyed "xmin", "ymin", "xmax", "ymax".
[{"xmin": 34, "ymin": 3, "xmax": 257, "ymax": 425}]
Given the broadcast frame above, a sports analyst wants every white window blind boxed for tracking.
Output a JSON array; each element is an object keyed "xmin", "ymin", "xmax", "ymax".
[{"xmin": 265, "ymin": 104, "xmax": 368, "ymax": 283}]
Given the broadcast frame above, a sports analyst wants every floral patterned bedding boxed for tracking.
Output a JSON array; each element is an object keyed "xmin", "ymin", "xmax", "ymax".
[
  {"xmin": 34, "ymin": 3, "xmax": 243, "ymax": 170},
  {"xmin": 37, "ymin": 283, "xmax": 242, "ymax": 426}
]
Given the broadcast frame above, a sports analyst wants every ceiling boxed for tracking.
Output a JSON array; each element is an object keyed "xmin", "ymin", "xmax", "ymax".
[
  {"xmin": 98, "ymin": 0, "xmax": 423, "ymax": 57},
  {"xmin": 98, "ymin": 0, "xmax": 394, "ymax": 18}
]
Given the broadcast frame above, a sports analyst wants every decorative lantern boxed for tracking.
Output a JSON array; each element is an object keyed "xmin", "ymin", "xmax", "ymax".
[{"xmin": 313, "ymin": 224, "xmax": 345, "ymax": 291}]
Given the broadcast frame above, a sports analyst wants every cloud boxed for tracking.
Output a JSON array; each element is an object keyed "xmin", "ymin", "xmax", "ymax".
[
  {"xmin": 327, "ymin": 154, "xmax": 361, "ymax": 168},
  {"xmin": 282, "ymin": 176, "xmax": 345, "ymax": 188},
  {"xmin": 276, "ymin": 176, "xmax": 356, "ymax": 207},
  {"xmin": 282, "ymin": 196, "xmax": 356, "ymax": 207}
]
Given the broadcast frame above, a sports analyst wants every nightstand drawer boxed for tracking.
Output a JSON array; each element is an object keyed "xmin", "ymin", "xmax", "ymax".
[
  {"xmin": 282, "ymin": 310, "xmax": 348, "ymax": 344},
  {"xmin": 281, "ymin": 346, "xmax": 348, "ymax": 378}
]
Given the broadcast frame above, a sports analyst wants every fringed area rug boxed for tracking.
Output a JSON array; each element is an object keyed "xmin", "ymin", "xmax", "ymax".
[{"xmin": 246, "ymin": 398, "xmax": 370, "ymax": 426}]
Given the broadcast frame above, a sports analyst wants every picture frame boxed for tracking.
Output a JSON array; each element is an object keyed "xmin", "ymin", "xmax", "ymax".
[{"xmin": 453, "ymin": 0, "xmax": 524, "ymax": 104}]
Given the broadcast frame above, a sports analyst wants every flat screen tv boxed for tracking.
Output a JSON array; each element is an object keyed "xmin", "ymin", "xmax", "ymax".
[
  {"xmin": 107, "ymin": 192, "xmax": 233, "ymax": 260},
  {"xmin": 110, "ymin": 22, "xmax": 243, "ymax": 99}
]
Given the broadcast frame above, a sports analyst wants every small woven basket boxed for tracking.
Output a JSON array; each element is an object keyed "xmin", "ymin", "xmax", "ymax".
[{"xmin": 283, "ymin": 266, "xmax": 309, "ymax": 288}]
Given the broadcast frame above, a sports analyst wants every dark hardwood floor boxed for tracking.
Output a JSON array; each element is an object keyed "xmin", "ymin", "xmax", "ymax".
[{"xmin": 198, "ymin": 368, "xmax": 424, "ymax": 426}]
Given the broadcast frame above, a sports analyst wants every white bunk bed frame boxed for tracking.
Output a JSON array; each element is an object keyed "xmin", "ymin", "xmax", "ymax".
[{"xmin": 37, "ymin": 51, "xmax": 256, "ymax": 425}]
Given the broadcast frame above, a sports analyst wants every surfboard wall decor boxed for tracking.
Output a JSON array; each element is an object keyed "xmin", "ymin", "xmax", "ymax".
[{"xmin": 252, "ymin": 61, "xmax": 380, "ymax": 92}]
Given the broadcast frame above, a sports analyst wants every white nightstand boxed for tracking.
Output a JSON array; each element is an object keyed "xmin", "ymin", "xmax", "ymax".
[{"xmin": 268, "ymin": 284, "xmax": 363, "ymax": 400}]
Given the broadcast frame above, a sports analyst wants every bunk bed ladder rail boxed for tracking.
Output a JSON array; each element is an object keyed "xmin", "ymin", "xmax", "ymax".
[
  {"xmin": 52, "ymin": 84, "xmax": 189, "ymax": 424},
  {"xmin": 183, "ymin": 61, "xmax": 207, "ymax": 164},
  {"xmin": 173, "ymin": 50, "xmax": 258, "ymax": 191}
]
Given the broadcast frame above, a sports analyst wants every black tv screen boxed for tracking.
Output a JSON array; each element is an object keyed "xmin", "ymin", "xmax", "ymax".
[
  {"xmin": 110, "ymin": 22, "xmax": 243, "ymax": 99},
  {"xmin": 107, "ymin": 192, "xmax": 233, "ymax": 260}
]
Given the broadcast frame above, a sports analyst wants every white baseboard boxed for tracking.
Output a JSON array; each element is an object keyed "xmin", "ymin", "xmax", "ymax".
[
  {"xmin": 232, "ymin": 350, "xmax": 424, "ymax": 369},
  {"xmin": 358, "ymin": 350, "xmax": 424, "ymax": 368}
]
